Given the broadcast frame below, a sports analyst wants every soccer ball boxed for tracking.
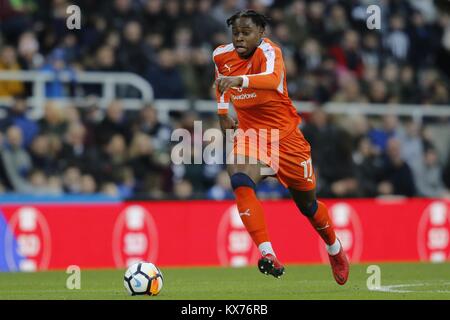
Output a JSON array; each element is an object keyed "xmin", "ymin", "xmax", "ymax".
[{"xmin": 123, "ymin": 261, "xmax": 164, "ymax": 296}]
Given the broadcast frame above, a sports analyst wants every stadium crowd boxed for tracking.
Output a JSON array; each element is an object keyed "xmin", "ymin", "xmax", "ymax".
[{"xmin": 0, "ymin": 0, "xmax": 450, "ymax": 199}]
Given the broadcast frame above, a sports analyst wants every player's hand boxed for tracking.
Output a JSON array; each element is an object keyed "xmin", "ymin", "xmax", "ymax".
[
  {"xmin": 218, "ymin": 114, "xmax": 238, "ymax": 132},
  {"xmin": 216, "ymin": 76, "xmax": 243, "ymax": 94}
]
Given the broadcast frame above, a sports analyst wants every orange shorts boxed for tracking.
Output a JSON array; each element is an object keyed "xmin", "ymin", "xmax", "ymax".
[{"xmin": 231, "ymin": 126, "xmax": 316, "ymax": 191}]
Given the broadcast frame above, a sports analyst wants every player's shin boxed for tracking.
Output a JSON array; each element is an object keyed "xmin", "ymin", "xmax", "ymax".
[
  {"xmin": 303, "ymin": 200, "xmax": 341, "ymax": 255},
  {"xmin": 230, "ymin": 173, "xmax": 274, "ymax": 256}
]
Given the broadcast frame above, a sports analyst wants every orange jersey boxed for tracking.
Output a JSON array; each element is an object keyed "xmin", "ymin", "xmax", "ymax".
[{"xmin": 213, "ymin": 37, "xmax": 301, "ymax": 140}]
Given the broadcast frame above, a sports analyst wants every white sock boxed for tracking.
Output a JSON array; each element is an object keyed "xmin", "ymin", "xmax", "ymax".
[
  {"xmin": 326, "ymin": 239, "xmax": 341, "ymax": 256},
  {"xmin": 258, "ymin": 242, "xmax": 275, "ymax": 257}
]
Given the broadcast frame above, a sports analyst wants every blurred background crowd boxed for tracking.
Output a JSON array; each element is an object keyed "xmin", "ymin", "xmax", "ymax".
[{"xmin": 0, "ymin": 0, "xmax": 450, "ymax": 199}]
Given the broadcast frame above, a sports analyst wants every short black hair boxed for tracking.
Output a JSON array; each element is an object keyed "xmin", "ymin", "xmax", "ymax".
[{"xmin": 226, "ymin": 10, "xmax": 270, "ymax": 29}]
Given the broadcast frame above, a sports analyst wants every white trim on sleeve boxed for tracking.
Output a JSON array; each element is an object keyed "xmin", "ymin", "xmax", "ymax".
[
  {"xmin": 217, "ymin": 102, "xmax": 229, "ymax": 110},
  {"xmin": 240, "ymin": 75, "xmax": 249, "ymax": 88}
]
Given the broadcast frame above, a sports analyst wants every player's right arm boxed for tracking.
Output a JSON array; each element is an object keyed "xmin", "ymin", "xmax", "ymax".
[{"xmin": 213, "ymin": 50, "xmax": 237, "ymax": 131}]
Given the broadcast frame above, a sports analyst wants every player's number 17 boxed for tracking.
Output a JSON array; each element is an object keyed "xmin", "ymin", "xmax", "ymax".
[{"xmin": 300, "ymin": 158, "xmax": 313, "ymax": 179}]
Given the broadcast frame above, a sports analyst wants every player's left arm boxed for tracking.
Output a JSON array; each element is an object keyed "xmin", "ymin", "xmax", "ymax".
[{"xmin": 216, "ymin": 46, "xmax": 283, "ymax": 94}]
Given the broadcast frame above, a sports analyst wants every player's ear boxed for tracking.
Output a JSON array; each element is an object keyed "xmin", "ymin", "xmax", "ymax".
[{"xmin": 258, "ymin": 26, "xmax": 265, "ymax": 38}]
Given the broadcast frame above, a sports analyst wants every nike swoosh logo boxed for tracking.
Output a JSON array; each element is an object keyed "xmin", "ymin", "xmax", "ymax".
[
  {"xmin": 132, "ymin": 276, "xmax": 142, "ymax": 288},
  {"xmin": 239, "ymin": 209, "xmax": 250, "ymax": 217}
]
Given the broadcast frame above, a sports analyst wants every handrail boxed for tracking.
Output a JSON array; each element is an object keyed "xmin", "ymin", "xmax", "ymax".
[{"xmin": 0, "ymin": 70, "xmax": 153, "ymax": 118}]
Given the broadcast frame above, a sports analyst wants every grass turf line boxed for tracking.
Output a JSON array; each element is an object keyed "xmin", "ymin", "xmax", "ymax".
[{"xmin": 0, "ymin": 262, "xmax": 449, "ymax": 300}]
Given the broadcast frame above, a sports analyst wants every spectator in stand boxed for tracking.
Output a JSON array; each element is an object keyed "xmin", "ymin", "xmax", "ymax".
[
  {"xmin": 408, "ymin": 10, "xmax": 434, "ymax": 68},
  {"xmin": 332, "ymin": 74, "xmax": 367, "ymax": 103},
  {"xmin": 29, "ymin": 134, "xmax": 59, "ymax": 175},
  {"xmin": 285, "ymin": 0, "xmax": 309, "ymax": 48},
  {"xmin": 38, "ymin": 101, "xmax": 67, "ymax": 136},
  {"xmin": 93, "ymin": 45, "xmax": 119, "ymax": 72},
  {"xmin": 1, "ymin": 96, "xmax": 38, "ymax": 147},
  {"xmin": 97, "ymin": 134, "xmax": 128, "ymax": 185},
  {"xmin": 65, "ymin": 104, "xmax": 81, "ymax": 125},
  {"xmin": 0, "ymin": 0, "xmax": 34, "ymax": 43},
  {"xmin": 104, "ymin": 0, "xmax": 139, "ymax": 31},
  {"xmin": 191, "ymin": 0, "xmax": 226, "ymax": 46},
  {"xmin": 302, "ymin": 108, "xmax": 358, "ymax": 198},
  {"xmin": 62, "ymin": 166, "xmax": 82, "ymax": 194},
  {"xmin": 58, "ymin": 34, "xmax": 81, "ymax": 66},
  {"xmin": 284, "ymin": 55, "xmax": 303, "ymax": 100},
  {"xmin": 116, "ymin": 166, "xmax": 136, "ymax": 198},
  {"xmin": 414, "ymin": 146, "xmax": 449, "ymax": 198},
  {"xmin": 161, "ymin": 0, "xmax": 183, "ymax": 47},
  {"xmin": 399, "ymin": 65, "xmax": 417, "ymax": 103},
  {"xmin": 381, "ymin": 63, "xmax": 401, "ymax": 103},
  {"xmin": 39, "ymin": 48, "xmax": 75, "ymax": 98},
  {"xmin": 27, "ymin": 169, "xmax": 60, "ymax": 195},
  {"xmin": 174, "ymin": 26, "xmax": 196, "ymax": 95},
  {"xmin": 46, "ymin": 174, "xmax": 63, "ymax": 195},
  {"xmin": 347, "ymin": 114, "xmax": 371, "ymax": 147},
  {"xmin": 0, "ymin": 132, "xmax": 11, "ymax": 190},
  {"xmin": 81, "ymin": 98, "xmax": 102, "ymax": 147},
  {"xmin": 78, "ymin": 11, "xmax": 108, "ymax": 53},
  {"xmin": 190, "ymin": 47, "xmax": 216, "ymax": 99},
  {"xmin": 142, "ymin": 0, "xmax": 166, "ymax": 36},
  {"xmin": 272, "ymin": 22, "xmax": 296, "ymax": 56},
  {"xmin": 0, "ymin": 126, "xmax": 33, "ymax": 193},
  {"xmin": 118, "ymin": 20, "xmax": 153, "ymax": 77},
  {"xmin": 133, "ymin": 104, "xmax": 172, "ymax": 153},
  {"xmin": 16, "ymin": 31, "xmax": 44, "ymax": 71},
  {"xmin": 211, "ymin": 0, "xmax": 244, "ymax": 30},
  {"xmin": 95, "ymin": 100, "xmax": 131, "ymax": 146},
  {"xmin": 368, "ymin": 79, "xmax": 390, "ymax": 103},
  {"xmin": 360, "ymin": 32, "xmax": 382, "ymax": 68},
  {"xmin": 146, "ymin": 48, "xmax": 185, "ymax": 99},
  {"xmin": 172, "ymin": 179, "xmax": 195, "ymax": 200},
  {"xmin": 256, "ymin": 177, "xmax": 290, "ymax": 200},
  {"xmin": 399, "ymin": 120, "xmax": 426, "ymax": 174},
  {"xmin": 368, "ymin": 114, "xmax": 403, "ymax": 153},
  {"xmin": 84, "ymin": 45, "xmax": 120, "ymax": 96},
  {"xmin": 307, "ymin": 1, "xmax": 327, "ymax": 43},
  {"xmin": 297, "ymin": 38, "xmax": 322, "ymax": 72},
  {"xmin": 100, "ymin": 181, "xmax": 120, "ymax": 197},
  {"xmin": 207, "ymin": 170, "xmax": 234, "ymax": 200},
  {"xmin": 80, "ymin": 174, "xmax": 97, "ymax": 194},
  {"xmin": 377, "ymin": 138, "xmax": 416, "ymax": 197},
  {"xmin": 0, "ymin": 46, "xmax": 25, "ymax": 97},
  {"xmin": 429, "ymin": 80, "xmax": 450, "ymax": 105},
  {"xmin": 330, "ymin": 29, "xmax": 364, "ymax": 78},
  {"xmin": 324, "ymin": 4, "xmax": 349, "ymax": 46},
  {"xmin": 127, "ymin": 132, "xmax": 170, "ymax": 194},
  {"xmin": 417, "ymin": 68, "xmax": 447, "ymax": 104},
  {"xmin": 384, "ymin": 14, "xmax": 410, "ymax": 62},
  {"xmin": 444, "ymin": 153, "xmax": 450, "ymax": 191},
  {"xmin": 59, "ymin": 122, "xmax": 98, "ymax": 174},
  {"xmin": 352, "ymin": 136, "xmax": 383, "ymax": 197}
]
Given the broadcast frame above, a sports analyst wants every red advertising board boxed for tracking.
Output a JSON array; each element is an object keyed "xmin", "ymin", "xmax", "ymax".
[{"xmin": 1, "ymin": 198, "xmax": 449, "ymax": 271}]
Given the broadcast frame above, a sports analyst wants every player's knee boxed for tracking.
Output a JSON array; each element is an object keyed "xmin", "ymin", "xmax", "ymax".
[
  {"xmin": 230, "ymin": 172, "xmax": 256, "ymax": 191},
  {"xmin": 296, "ymin": 199, "xmax": 318, "ymax": 218}
]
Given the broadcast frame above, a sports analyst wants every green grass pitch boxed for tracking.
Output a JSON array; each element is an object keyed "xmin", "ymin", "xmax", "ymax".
[{"xmin": 0, "ymin": 262, "xmax": 449, "ymax": 300}]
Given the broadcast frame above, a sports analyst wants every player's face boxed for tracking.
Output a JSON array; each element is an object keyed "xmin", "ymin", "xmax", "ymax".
[{"xmin": 231, "ymin": 17, "xmax": 264, "ymax": 59}]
